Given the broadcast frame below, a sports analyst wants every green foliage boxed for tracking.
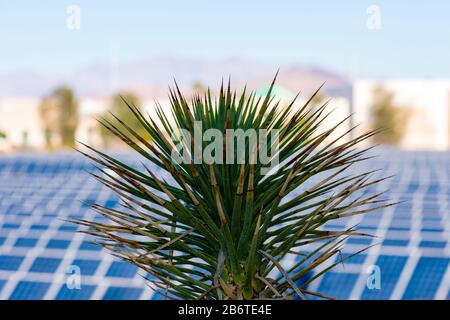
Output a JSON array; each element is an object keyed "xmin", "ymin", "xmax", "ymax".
[
  {"xmin": 370, "ymin": 86, "xmax": 409, "ymax": 145},
  {"xmin": 0, "ymin": 130, "xmax": 6, "ymax": 139},
  {"xmin": 100, "ymin": 92, "xmax": 149, "ymax": 146},
  {"xmin": 192, "ymin": 81, "xmax": 207, "ymax": 93},
  {"xmin": 76, "ymin": 75, "xmax": 391, "ymax": 300},
  {"xmin": 39, "ymin": 86, "xmax": 79, "ymax": 149},
  {"xmin": 54, "ymin": 87, "xmax": 79, "ymax": 148}
]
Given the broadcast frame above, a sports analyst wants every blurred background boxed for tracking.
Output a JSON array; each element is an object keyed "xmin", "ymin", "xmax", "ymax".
[
  {"xmin": 1, "ymin": 0, "xmax": 450, "ymax": 152},
  {"xmin": 0, "ymin": 1, "xmax": 450, "ymax": 300}
]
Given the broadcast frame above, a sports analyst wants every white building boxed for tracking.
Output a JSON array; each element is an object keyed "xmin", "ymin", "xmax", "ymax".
[
  {"xmin": 0, "ymin": 95, "xmax": 172, "ymax": 152},
  {"xmin": 353, "ymin": 79, "xmax": 450, "ymax": 150},
  {"xmin": 0, "ymin": 97, "xmax": 43, "ymax": 151},
  {"xmin": 0, "ymin": 87, "xmax": 351, "ymax": 153},
  {"xmin": 0, "ymin": 97, "xmax": 109, "ymax": 151}
]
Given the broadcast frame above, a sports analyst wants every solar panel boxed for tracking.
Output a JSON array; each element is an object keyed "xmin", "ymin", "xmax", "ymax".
[
  {"xmin": 0, "ymin": 153, "xmax": 154, "ymax": 300},
  {"xmin": 402, "ymin": 257, "xmax": 449, "ymax": 299},
  {"xmin": 10, "ymin": 281, "xmax": 50, "ymax": 300},
  {"xmin": 0, "ymin": 150, "xmax": 449, "ymax": 299},
  {"xmin": 318, "ymin": 272, "xmax": 359, "ymax": 300}
]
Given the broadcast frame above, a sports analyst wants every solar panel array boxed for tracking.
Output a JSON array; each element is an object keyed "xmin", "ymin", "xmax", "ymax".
[
  {"xmin": 0, "ymin": 150, "xmax": 449, "ymax": 300},
  {"xmin": 0, "ymin": 153, "xmax": 153, "ymax": 300},
  {"xmin": 310, "ymin": 150, "xmax": 450, "ymax": 299}
]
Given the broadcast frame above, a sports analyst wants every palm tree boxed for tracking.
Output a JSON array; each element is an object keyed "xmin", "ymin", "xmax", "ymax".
[
  {"xmin": 370, "ymin": 86, "xmax": 409, "ymax": 145},
  {"xmin": 39, "ymin": 86, "xmax": 79, "ymax": 149},
  {"xmin": 54, "ymin": 87, "xmax": 79, "ymax": 148},
  {"xmin": 39, "ymin": 97, "xmax": 58, "ymax": 149},
  {"xmin": 76, "ymin": 75, "xmax": 391, "ymax": 300}
]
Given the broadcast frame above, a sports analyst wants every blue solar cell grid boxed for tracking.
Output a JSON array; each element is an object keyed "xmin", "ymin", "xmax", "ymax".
[
  {"xmin": 0, "ymin": 153, "xmax": 151, "ymax": 300},
  {"xmin": 1, "ymin": 150, "xmax": 450, "ymax": 299}
]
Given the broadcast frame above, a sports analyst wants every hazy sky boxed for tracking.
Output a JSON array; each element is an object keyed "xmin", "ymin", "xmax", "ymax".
[{"xmin": 1, "ymin": 0, "xmax": 449, "ymax": 78}]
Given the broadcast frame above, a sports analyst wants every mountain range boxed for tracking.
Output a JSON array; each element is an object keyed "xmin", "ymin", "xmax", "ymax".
[{"xmin": 0, "ymin": 57, "xmax": 351, "ymax": 99}]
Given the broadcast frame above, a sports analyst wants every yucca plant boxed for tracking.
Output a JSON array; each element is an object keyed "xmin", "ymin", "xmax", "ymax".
[{"xmin": 75, "ymin": 74, "xmax": 392, "ymax": 300}]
